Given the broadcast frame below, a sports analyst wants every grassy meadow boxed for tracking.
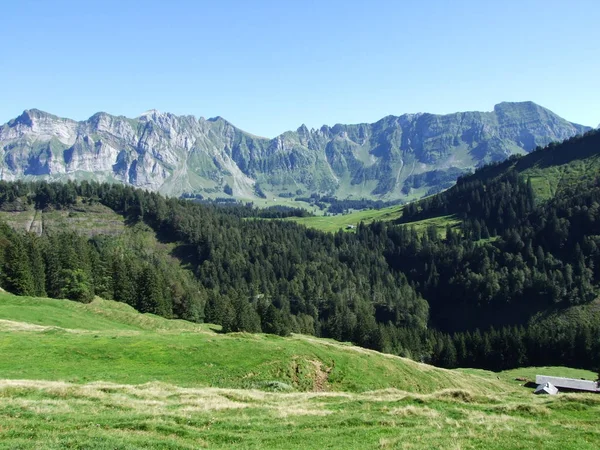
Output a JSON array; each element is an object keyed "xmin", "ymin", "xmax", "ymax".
[
  {"xmin": 283, "ymin": 204, "xmax": 460, "ymax": 235},
  {"xmin": 285, "ymin": 205, "xmax": 403, "ymax": 232},
  {"xmin": 0, "ymin": 292, "xmax": 599, "ymax": 449},
  {"xmin": 0, "ymin": 201, "xmax": 125, "ymax": 236}
]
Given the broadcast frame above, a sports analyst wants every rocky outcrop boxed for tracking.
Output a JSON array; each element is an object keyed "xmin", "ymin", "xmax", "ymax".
[{"xmin": 0, "ymin": 102, "xmax": 590, "ymax": 200}]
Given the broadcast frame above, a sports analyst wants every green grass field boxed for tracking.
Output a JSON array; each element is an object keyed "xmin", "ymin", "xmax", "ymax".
[
  {"xmin": 286, "ymin": 205, "xmax": 404, "ymax": 232},
  {"xmin": 0, "ymin": 200, "xmax": 125, "ymax": 237},
  {"xmin": 0, "ymin": 292, "xmax": 599, "ymax": 449},
  {"xmin": 283, "ymin": 204, "xmax": 460, "ymax": 235},
  {"xmin": 512, "ymin": 153, "xmax": 600, "ymax": 203}
]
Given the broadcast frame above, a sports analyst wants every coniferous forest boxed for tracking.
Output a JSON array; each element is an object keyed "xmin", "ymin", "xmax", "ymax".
[{"xmin": 1, "ymin": 130, "xmax": 600, "ymax": 372}]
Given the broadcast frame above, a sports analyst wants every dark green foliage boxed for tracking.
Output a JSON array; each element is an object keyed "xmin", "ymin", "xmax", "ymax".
[
  {"xmin": 0, "ymin": 214, "xmax": 205, "ymax": 317},
  {"xmin": 137, "ymin": 266, "xmax": 170, "ymax": 316},
  {"xmin": 2, "ymin": 234, "xmax": 35, "ymax": 296},
  {"xmin": 254, "ymin": 183, "xmax": 267, "ymax": 199},
  {"xmin": 201, "ymin": 203, "xmax": 312, "ymax": 219},
  {"xmin": 295, "ymin": 194, "xmax": 402, "ymax": 214},
  {"xmin": 111, "ymin": 256, "xmax": 137, "ymax": 307},
  {"xmin": 390, "ymin": 133, "xmax": 600, "ymax": 332},
  {"xmin": 230, "ymin": 292, "xmax": 262, "ymax": 333},
  {"xmin": 259, "ymin": 303, "xmax": 291, "ymax": 336},
  {"xmin": 0, "ymin": 131, "xmax": 599, "ymax": 373},
  {"xmin": 0, "ymin": 180, "xmax": 427, "ymax": 353},
  {"xmin": 59, "ymin": 269, "xmax": 94, "ymax": 303},
  {"xmin": 26, "ymin": 234, "xmax": 46, "ymax": 297}
]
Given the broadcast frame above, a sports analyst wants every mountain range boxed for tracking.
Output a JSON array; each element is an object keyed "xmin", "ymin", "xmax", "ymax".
[{"xmin": 0, "ymin": 102, "xmax": 590, "ymax": 200}]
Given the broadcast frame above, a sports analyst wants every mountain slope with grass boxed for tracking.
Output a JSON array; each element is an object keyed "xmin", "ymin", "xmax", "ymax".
[
  {"xmin": 457, "ymin": 128, "xmax": 600, "ymax": 203},
  {"xmin": 1, "ymin": 290, "xmax": 599, "ymax": 449},
  {"xmin": 0, "ymin": 102, "xmax": 589, "ymax": 201},
  {"xmin": 0, "ymin": 291, "xmax": 503, "ymax": 393}
]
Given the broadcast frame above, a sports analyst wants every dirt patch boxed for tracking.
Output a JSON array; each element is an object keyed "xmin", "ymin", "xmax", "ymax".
[
  {"xmin": 310, "ymin": 359, "xmax": 332, "ymax": 392},
  {"xmin": 290, "ymin": 358, "xmax": 333, "ymax": 392}
]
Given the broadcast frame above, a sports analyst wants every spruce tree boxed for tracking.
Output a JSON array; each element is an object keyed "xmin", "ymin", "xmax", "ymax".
[
  {"xmin": 3, "ymin": 237, "xmax": 35, "ymax": 296},
  {"xmin": 137, "ymin": 265, "xmax": 170, "ymax": 316},
  {"xmin": 59, "ymin": 268, "xmax": 94, "ymax": 303},
  {"xmin": 26, "ymin": 234, "xmax": 46, "ymax": 297}
]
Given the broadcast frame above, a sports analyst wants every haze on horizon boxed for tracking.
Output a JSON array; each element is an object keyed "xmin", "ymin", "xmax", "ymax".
[{"xmin": 1, "ymin": 0, "xmax": 598, "ymax": 138}]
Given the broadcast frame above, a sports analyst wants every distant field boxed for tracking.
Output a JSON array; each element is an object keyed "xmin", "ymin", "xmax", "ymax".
[
  {"xmin": 284, "ymin": 204, "xmax": 460, "ymax": 236},
  {"xmin": 459, "ymin": 366, "xmax": 597, "ymax": 387},
  {"xmin": 0, "ymin": 200, "xmax": 125, "ymax": 236},
  {"xmin": 521, "ymin": 154, "xmax": 600, "ymax": 202},
  {"xmin": 285, "ymin": 204, "xmax": 404, "ymax": 232},
  {"xmin": 1, "ymin": 292, "xmax": 599, "ymax": 449}
]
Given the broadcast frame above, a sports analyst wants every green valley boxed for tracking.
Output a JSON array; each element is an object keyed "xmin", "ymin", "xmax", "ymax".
[
  {"xmin": 284, "ymin": 205, "xmax": 460, "ymax": 235},
  {"xmin": 3, "ymin": 2, "xmax": 599, "ymax": 448}
]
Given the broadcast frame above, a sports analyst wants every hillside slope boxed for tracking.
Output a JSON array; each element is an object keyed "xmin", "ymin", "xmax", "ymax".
[
  {"xmin": 1, "ymin": 291, "xmax": 599, "ymax": 449},
  {"xmin": 0, "ymin": 102, "xmax": 589, "ymax": 201},
  {"xmin": 0, "ymin": 291, "xmax": 500, "ymax": 393},
  {"xmin": 400, "ymin": 129, "xmax": 600, "ymax": 223},
  {"xmin": 391, "ymin": 130, "xmax": 600, "ymax": 333}
]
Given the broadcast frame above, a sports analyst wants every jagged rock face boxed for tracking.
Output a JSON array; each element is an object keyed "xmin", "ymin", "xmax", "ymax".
[{"xmin": 0, "ymin": 102, "xmax": 590, "ymax": 200}]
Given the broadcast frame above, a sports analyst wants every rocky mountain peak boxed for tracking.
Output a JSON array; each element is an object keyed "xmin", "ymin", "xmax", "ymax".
[
  {"xmin": 138, "ymin": 109, "xmax": 162, "ymax": 118},
  {"xmin": 297, "ymin": 123, "xmax": 309, "ymax": 134},
  {"xmin": 494, "ymin": 100, "xmax": 539, "ymax": 111},
  {"xmin": 0, "ymin": 102, "xmax": 591, "ymax": 200},
  {"xmin": 12, "ymin": 109, "xmax": 56, "ymax": 127}
]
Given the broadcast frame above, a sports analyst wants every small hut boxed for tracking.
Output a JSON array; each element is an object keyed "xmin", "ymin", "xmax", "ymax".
[{"xmin": 534, "ymin": 382, "xmax": 558, "ymax": 395}]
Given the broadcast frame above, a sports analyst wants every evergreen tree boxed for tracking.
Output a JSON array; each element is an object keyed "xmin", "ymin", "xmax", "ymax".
[
  {"xmin": 59, "ymin": 268, "xmax": 94, "ymax": 303},
  {"xmin": 3, "ymin": 237, "xmax": 35, "ymax": 296},
  {"xmin": 26, "ymin": 234, "xmax": 46, "ymax": 297},
  {"xmin": 137, "ymin": 265, "xmax": 171, "ymax": 317}
]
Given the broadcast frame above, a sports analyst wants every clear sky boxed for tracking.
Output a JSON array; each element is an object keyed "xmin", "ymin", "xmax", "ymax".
[{"xmin": 1, "ymin": 0, "xmax": 598, "ymax": 137}]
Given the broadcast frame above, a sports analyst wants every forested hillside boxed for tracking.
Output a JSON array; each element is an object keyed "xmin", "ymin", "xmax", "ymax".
[
  {"xmin": 0, "ymin": 180, "xmax": 427, "ymax": 345},
  {"xmin": 399, "ymin": 129, "xmax": 600, "ymax": 329},
  {"xmin": 1, "ymin": 130, "xmax": 599, "ymax": 372}
]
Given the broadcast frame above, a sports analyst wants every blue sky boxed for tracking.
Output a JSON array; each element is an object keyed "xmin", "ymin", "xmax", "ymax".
[{"xmin": 1, "ymin": 0, "xmax": 598, "ymax": 137}]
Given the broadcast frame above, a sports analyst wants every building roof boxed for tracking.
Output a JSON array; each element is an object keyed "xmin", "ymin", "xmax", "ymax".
[{"xmin": 536, "ymin": 375, "xmax": 600, "ymax": 393}]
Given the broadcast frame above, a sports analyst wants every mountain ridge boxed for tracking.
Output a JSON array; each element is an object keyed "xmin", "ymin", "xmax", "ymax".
[{"xmin": 0, "ymin": 102, "xmax": 590, "ymax": 200}]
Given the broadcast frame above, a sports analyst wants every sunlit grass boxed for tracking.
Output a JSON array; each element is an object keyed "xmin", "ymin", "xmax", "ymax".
[
  {"xmin": 0, "ymin": 291, "xmax": 599, "ymax": 448},
  {"xmin": 1, "ymin": 380, "xmax": 599, "ymax": 449},
  {"xmin": 285, "ymin": 204, "xmax": 404, "ymax": 232}
]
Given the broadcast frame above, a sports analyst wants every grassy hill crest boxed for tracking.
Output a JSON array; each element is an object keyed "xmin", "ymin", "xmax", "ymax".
[
  {"xmin": 0, "ymin": 291, "xmax": 511, "ymax": 394},
  {"xmin": 1, "ymin": 290, "xmax": 599, "ymax": 449}
]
